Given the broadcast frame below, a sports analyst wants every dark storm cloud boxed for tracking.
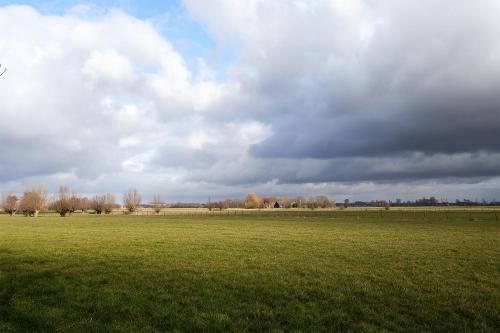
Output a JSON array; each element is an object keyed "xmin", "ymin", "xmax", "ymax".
[
  {"xmin": 185, "ymin": 153, "xmax": 500, "ymax": 186},
  {"xmin": 250, "ymin": 94, "xmax": 500, "ymax": 159},
  {"xmin": 189, "ymin": 0, "xmax": 500, "ymax": 184}
]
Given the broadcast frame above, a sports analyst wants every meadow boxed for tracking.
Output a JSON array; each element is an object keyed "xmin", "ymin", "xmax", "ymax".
[{"xmin": 0, "ymin": 210, "xmax": 499, "ymax": 332}]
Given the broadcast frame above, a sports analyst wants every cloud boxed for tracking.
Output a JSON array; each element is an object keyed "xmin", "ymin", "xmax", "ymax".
[
  {"xmin": 0, "ymin": 6, "xmax": 214, "ymax": 187},
  {"xmin": 0, "ymin": 2, "xmax": 499, "ymax": 201},
  {"xmin": 82, "ymin": 49, "xmax": 135, "ymax": 84},
  {"xmin": 184, "ymin": 0, "xmax": 500, "ymax": 182}
]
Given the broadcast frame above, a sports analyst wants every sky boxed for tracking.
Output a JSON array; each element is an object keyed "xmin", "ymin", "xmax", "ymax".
[{"xmin": 0, "ymin": 0, "xmax": 499, "ymax": 203}]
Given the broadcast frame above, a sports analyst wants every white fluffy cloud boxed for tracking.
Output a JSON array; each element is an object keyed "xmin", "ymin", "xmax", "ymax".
[{"xmin": 0, "ymin": 5, "xmax": 261, "ymax": 198}]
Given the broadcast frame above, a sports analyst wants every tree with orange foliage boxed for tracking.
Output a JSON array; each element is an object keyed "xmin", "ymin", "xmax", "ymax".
[{"xmin": 245, "ymin": 193, "xmax": 263, "ymax": 209}]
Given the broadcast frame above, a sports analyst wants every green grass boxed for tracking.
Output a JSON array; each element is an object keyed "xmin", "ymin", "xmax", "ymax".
[{"xmin": 0, "ymin": 211, "xmax": 499, "ymax": 332}]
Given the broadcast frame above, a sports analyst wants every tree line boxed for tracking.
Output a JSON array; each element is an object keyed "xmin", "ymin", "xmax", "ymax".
[
  {"xmin": 240, "ymin": 193, "xmax": 335, "ymax": 209},
  {"xmin": 1, "ymin": 187, "xmax": 167, "ymax": 217},
  {"xmin": 195, "ymin": 193, "xmax": 335, "ymax": 210},
  {"xmin": 1, "ymin": 187, "xmax": 335, "ymax": 217}
]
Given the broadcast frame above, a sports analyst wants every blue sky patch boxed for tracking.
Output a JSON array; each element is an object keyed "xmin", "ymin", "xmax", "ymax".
[{"xmin": 0, "ymin": 0, "xmax": 236, "ymax": 80}]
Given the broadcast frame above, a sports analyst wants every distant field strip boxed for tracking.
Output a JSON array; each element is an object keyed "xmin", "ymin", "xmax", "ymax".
[{"xmin": 30, "ymin": 207, "xmax": 500, "ymax": 221}]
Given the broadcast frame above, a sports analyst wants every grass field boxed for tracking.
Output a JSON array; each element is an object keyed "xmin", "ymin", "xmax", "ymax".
[{"xmin": 1, "ymin": 211, "xmax": 499, "ymax": 332}]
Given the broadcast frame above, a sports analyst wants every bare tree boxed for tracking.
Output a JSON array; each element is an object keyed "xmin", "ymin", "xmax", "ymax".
[
  {"xmin": 0, "ymin": 64, "xmax": 6, "ymax": 77},
  {"xmin": 103, "ymin": 193, "xmax": 116, "ymax": 214},
  {"xmin": 280, "ymin": 197, "xmax": 293, "ymax": 209},
  {"xmin": 262, "ymin": 197, "xmax": 271, "ymax": 209},
  {"xmin": 306, "ymin": 197, "xmax": 319, "ymax": 210},
  {"xmin": 90, "ymin": 194, "xmax": 115, "ymax": 214},
  {"xmin": 123, "ymin": 188, "xmax": 141, "ymax": 213},
  {"xmin": 68, "ymin": 193, "xmax": 81, "ymax": 215},
  {"xmin": 50, "ymin": 186, "xmax": 71, "ymax": 217},
  {"xmin": 2, "ymin": 193, "xmax": 19, "ymax": 216},
  {"xmin": 245, "ymin": 193, "xmax": 263, "ymax": 209},
  {"xmin": 226, "ymin": 199, "xmax": 245, "ymax": 208},
  {"xmin": 151, "ymin": 194, "xmax": 166, "ymax": 214},
  {"xmin": 79, "ymin": 197, "xmax": 90, "ymax": 213},
  {"xmin": 20, "ymin": 187, "xmax": 47, "ymax": 217},
  {"xmin": 217, "ymin": 200, "xmax": 229, "ymax": 211},
  {"xmin": 297, "ymin": 196, "xmax": 307, "ymax": 208},
  {"xmin": 91, "ymin": 195, "xmax": 106, "ymax": 214},
  {"xmin": 315, "ymin": 195, "xmax": 332, "ymax": 208}
]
